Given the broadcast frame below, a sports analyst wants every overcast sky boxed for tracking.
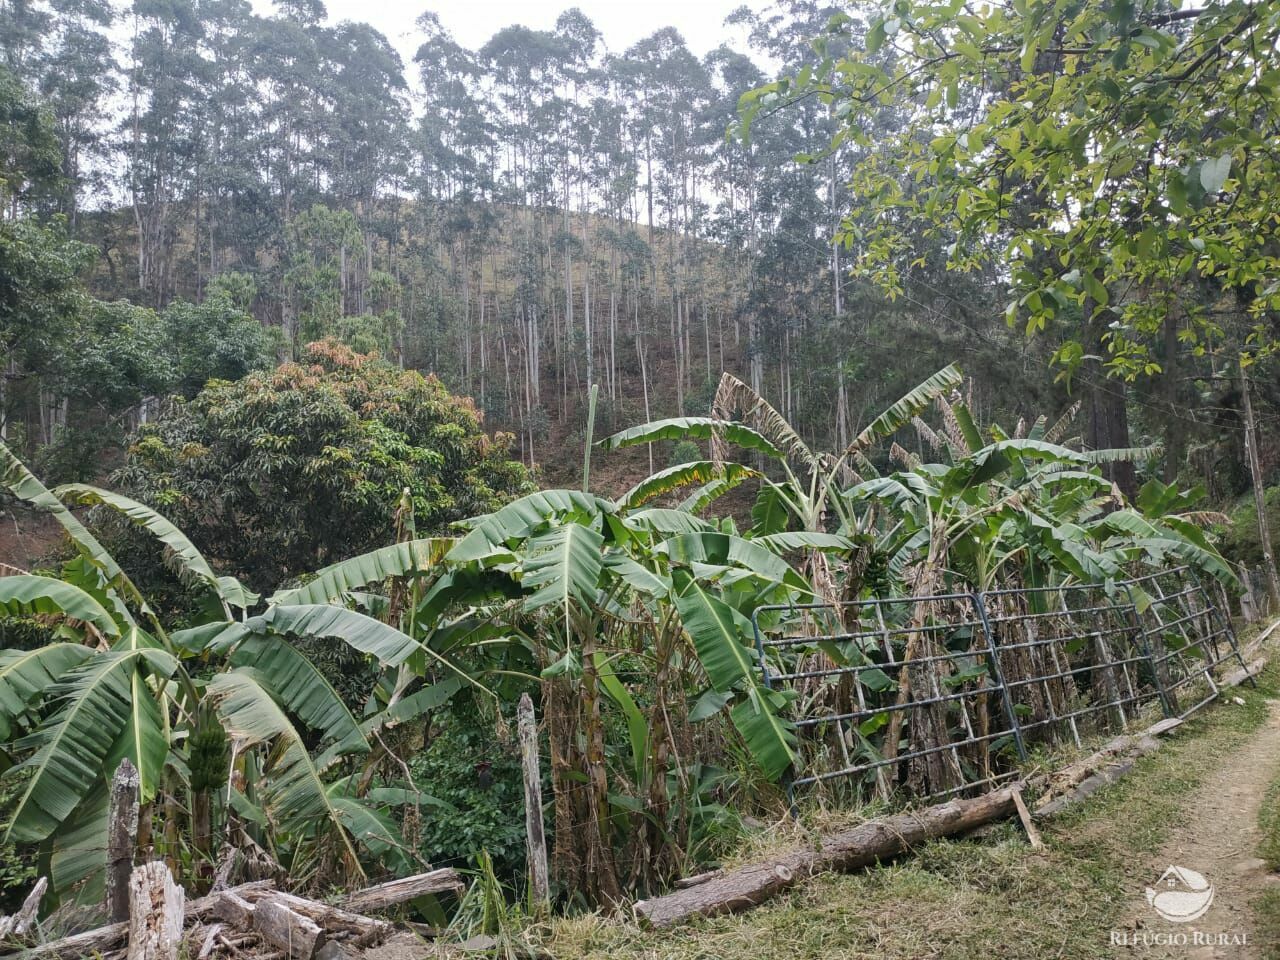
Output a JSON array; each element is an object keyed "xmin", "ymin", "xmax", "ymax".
[{"xmin": 301, "ymin": 0, "xmax": 764, "ymax": 63}]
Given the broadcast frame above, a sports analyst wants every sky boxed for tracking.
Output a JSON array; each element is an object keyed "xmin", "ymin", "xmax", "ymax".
[{"xmin": 305, "ymin": 0, "xmax": 763, "ymax": 63}]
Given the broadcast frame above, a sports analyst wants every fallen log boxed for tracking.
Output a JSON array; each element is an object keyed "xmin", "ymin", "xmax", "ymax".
[
  {"xmin": 15, "ymin": 881, "xmax": 275, "ymax": 960},
  {"xmin": 210, "ymin": 891, "xmax": 256, "ymax": 928},
  {"xmin": 252, "ymin": 891, "xmax": 392, "ymax": 945},
  {"xmin": 633, "ymin": 786, "xmax": 1019, "ymax": 927},
  {"xmin": 1035, "ymin": 756, "xmax": 1141, "ymax": 818},
  {"xmin": 126, "ymin": 862, "xmax": 184, "ymax": 960},
  {"xmin": 253, "ymin": 897, "xmax": 326, "ymax": 960},
  {"xmin": 1222, "ymin": 657, "xmax": 1265, "ymax": 689},
  {"xmin": 1030, "ymin": 716, "xmax": 1182, "ymax": 808},
  {"xmin": 340, "ymin": 870, "xmax": 464, "ymax": 914}
]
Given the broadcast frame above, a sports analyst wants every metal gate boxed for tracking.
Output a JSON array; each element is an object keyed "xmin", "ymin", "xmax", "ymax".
[{"xmin": 750, "ymin": 568, "xmax": 1250, "ymax": 807}]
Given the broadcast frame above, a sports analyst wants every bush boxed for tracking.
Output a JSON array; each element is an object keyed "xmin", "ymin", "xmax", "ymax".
[
  {"xmin": 407, "ymin": 704, "xmax": 529, "ymax": 882},
  {"xmin": 108, "ymin": 339, "xmax": 535, "ymax": 593},
  {"xmin": 1217, "ymin": 486, "xmax": 1280, "ymax": 568}
]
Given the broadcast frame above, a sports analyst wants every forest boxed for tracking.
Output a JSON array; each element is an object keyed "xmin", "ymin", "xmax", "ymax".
[{"xmin": 2, "ymin": 0, "xmax": 1280, "ymax": 956}]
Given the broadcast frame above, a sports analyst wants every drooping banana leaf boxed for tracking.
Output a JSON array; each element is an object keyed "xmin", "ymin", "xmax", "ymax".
[
  {"xmin": 672, "ymin": 571, "xmax": 758, "ymax": 693},
  {"xmin": 0, "ymin": 443, "xmax": 140, "ymax": 620},
  {"xmin": 55, "ymin": 484, "xmax": 259, "ymax": 612},
  {"xmin": 752, "ymin": 532, "xmax": 853, "ymax": 554},
  {"xmin": 207, "ymin": 669, "xmax": 364, "ymax": 877},
  {"xmin": 0, "ymin": 574, "xmax": 121, "ymax": 639},
  {"xmin": 597, "ymin": 416, "xmax": 784, "ymax": 458},
  {"xmin": 622, "ymin": 461, "xmax": 759, "ymax": 509},
  {"xmin": 622, "ymin": 508, "xmax": 714, "ymax": 536},
  {"xmin": 327, "ymin": 792, "xmax": 414, "ymax": 874},
  {"xmin": 270, "ymin": 538, "xmax": 455, "ymax": 606},
  {"xmin": 229, "ymin": 604, "xmax": 422, "ymax": 667},
  {"xmin": 229, "ymin": 634, "xmax": 369, "ymax": 757},
  {"xmin": 844, "ymin": 364, "xmax": 963, "ymax": 455},
  {"xmin": 729, "ymin": 685, "xmax": 797, "ymax": 781}
]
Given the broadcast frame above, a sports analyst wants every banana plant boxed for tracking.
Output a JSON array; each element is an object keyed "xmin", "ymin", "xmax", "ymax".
[{"xmin": 0, "ymin": 443, "xmax": 433, "ymax": 900}]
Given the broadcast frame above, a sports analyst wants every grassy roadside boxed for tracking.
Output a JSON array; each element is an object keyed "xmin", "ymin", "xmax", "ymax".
[
  {"xmin": 1257, "ymin": 738, "xmax": 1280, "ymax": 960},
  {"xmin": 541, "ymin": 669, "xmax": 1277, "ymax": 960}
]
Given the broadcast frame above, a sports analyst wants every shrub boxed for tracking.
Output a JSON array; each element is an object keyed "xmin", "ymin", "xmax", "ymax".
[{"xmin": 109, "ymin": 339, "xmax": 534, "ymax": 593}]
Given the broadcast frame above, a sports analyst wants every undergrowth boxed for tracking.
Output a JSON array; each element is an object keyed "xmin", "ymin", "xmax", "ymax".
[{"xmin": 542, "ymin": 668, "xmax": 1278, "ymax": 960}]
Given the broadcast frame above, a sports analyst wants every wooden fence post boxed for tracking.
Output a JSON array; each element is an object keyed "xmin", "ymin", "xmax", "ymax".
[
  {"xmin": 107, "ymin": 759, "xmax": 141, "ymax": 924},
  {"xmin": 517, "ymin": 693, "xmax": 550, "ymax": 911}
]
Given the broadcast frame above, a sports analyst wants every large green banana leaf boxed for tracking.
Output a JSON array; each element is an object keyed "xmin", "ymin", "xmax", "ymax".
[
  {"xmin": 270, "ymin": 538, "xmax": 455, "ymax": 605},
  {"xmin": 729, "ymin": 685, "xmax": 797, "ymax": 781},
  {"xmin": 672, "ymin": 572, "xmax": 757, "ymax": 693},
  {"xmin": 0, "ymin": 574, "xmax": 121, "ymax": 639},
  {"xmin": 5, "ymin": 647, "xmax": 176, "ymax": 842},
  {"xmin": 229, "ymin": 635, "xmax": 368, "ymax": 757},
  {"xmin": 520, "ymin": 522, "xmax": 604, "ymax": 617},
  {"xmin": 0, "ymin": 644, "xmax": 95, "ymax": 740},
  {"xmin": 449, "ymin": 490, "xmax": 609, "ymax": 563}
]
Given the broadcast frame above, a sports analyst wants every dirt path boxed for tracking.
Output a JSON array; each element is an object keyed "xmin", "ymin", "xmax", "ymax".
[{"xmin": 1111, "ymin": 699, "xmax": 1280, "ymax": 958}]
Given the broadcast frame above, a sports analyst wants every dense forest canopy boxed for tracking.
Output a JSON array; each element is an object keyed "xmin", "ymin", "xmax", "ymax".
[{"xmin": 1, "ymin": 0, "xmax": 1055, "ymax": 483}]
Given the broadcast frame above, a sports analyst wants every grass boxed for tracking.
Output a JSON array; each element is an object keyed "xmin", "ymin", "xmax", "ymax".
[
  {"xmin": 1257, "ymin": 719, "xmax": 1280, "ymax": 960},
  {"xmin": 541, "ymin": 670, "xmax": 1278, "ymax": 960}
]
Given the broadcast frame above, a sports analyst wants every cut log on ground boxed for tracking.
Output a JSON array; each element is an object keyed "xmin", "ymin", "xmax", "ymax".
[
  {"xmin": 252, "ymin": 897, "xmax": 326, "ymax": 960},
  {"xmin": 1222, "ymin": 657, "xmax": 1265, "ymax": 689},
  {"xmin": 1030, "ymin": 716, "xmax": 1182, "ymax": 807},
  {"xmin": 127, "ymin": 862, "xmax": 185, "ymax": 960},
  {"xmin": 16, "ymin": 881, "xmax": 275, "ymax": 960},
  {"xmin": 633, "ymin": 786, "xmax": 1020, "ymax": 927},
  {"xmin": 340, "ymin": 870, "xmax": 464, "ymax": 914},
  {"xmin": 253, "ymin": 892, "xmax": 392, "ymax": 946}
]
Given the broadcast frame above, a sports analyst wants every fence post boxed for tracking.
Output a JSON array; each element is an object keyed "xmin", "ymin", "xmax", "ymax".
[
  {"xmin": 971, "ymin": 592, "xmax": 1027, "ymax": 762},
  {"xmin": 1120, "ymin": 582, "xmax": 1176, "ymax": 718},
  {"xmin": 752, "ymin": 608, "xmax": 798, "ymax": 814},
  {"xmin": 1200, "ymin": 573, "xmax": 1255, "ymax": 688}
]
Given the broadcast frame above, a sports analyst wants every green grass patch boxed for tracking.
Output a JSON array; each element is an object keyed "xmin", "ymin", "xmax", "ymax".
[
  {"xmin": 1260, "ymin": 767, "xmax": 1280, "ymax": 871},
  {"xmin": 1257, "ymin": 889, "xmax": 1280, "ymax": 960},
  {"xmin": 544, "ymin": 671, "xmax": 1277, "ymax": 960}
]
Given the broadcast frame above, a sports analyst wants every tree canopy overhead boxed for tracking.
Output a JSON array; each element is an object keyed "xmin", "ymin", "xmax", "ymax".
[{"xmin": 746, "ymin": 0, "xmax": 1280, "ymax": 494}]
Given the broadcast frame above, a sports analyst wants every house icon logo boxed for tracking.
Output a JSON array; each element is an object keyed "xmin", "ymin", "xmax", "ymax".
[{"xmin": 1146, "ymin": 866, "xmax": 1215, "ymax": 923}]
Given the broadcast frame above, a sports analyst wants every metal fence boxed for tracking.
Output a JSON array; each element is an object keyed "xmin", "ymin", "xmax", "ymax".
[{"xmin": 750, "ymin": 568, "xmax": 1251, "ymax": 808}]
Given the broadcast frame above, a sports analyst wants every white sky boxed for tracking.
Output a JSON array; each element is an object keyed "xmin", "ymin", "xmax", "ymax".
[{"xmin": 301, "ymin": 0, "xmax": 763, "ymax": 64}]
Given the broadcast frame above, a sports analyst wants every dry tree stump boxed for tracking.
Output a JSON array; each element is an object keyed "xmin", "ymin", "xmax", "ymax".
[{"xmin": 126, "ymin": 862, "xmax": 184, "ymax": 960}]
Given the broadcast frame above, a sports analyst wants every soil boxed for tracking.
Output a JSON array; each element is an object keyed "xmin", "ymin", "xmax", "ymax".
[
  {"xmin": 1112, "ymin": 699, "xmax": 1280, "ymax": 958},
  {"xmin": 0, "ymin": 504, "xmax": 62, "ymax": 569}
]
